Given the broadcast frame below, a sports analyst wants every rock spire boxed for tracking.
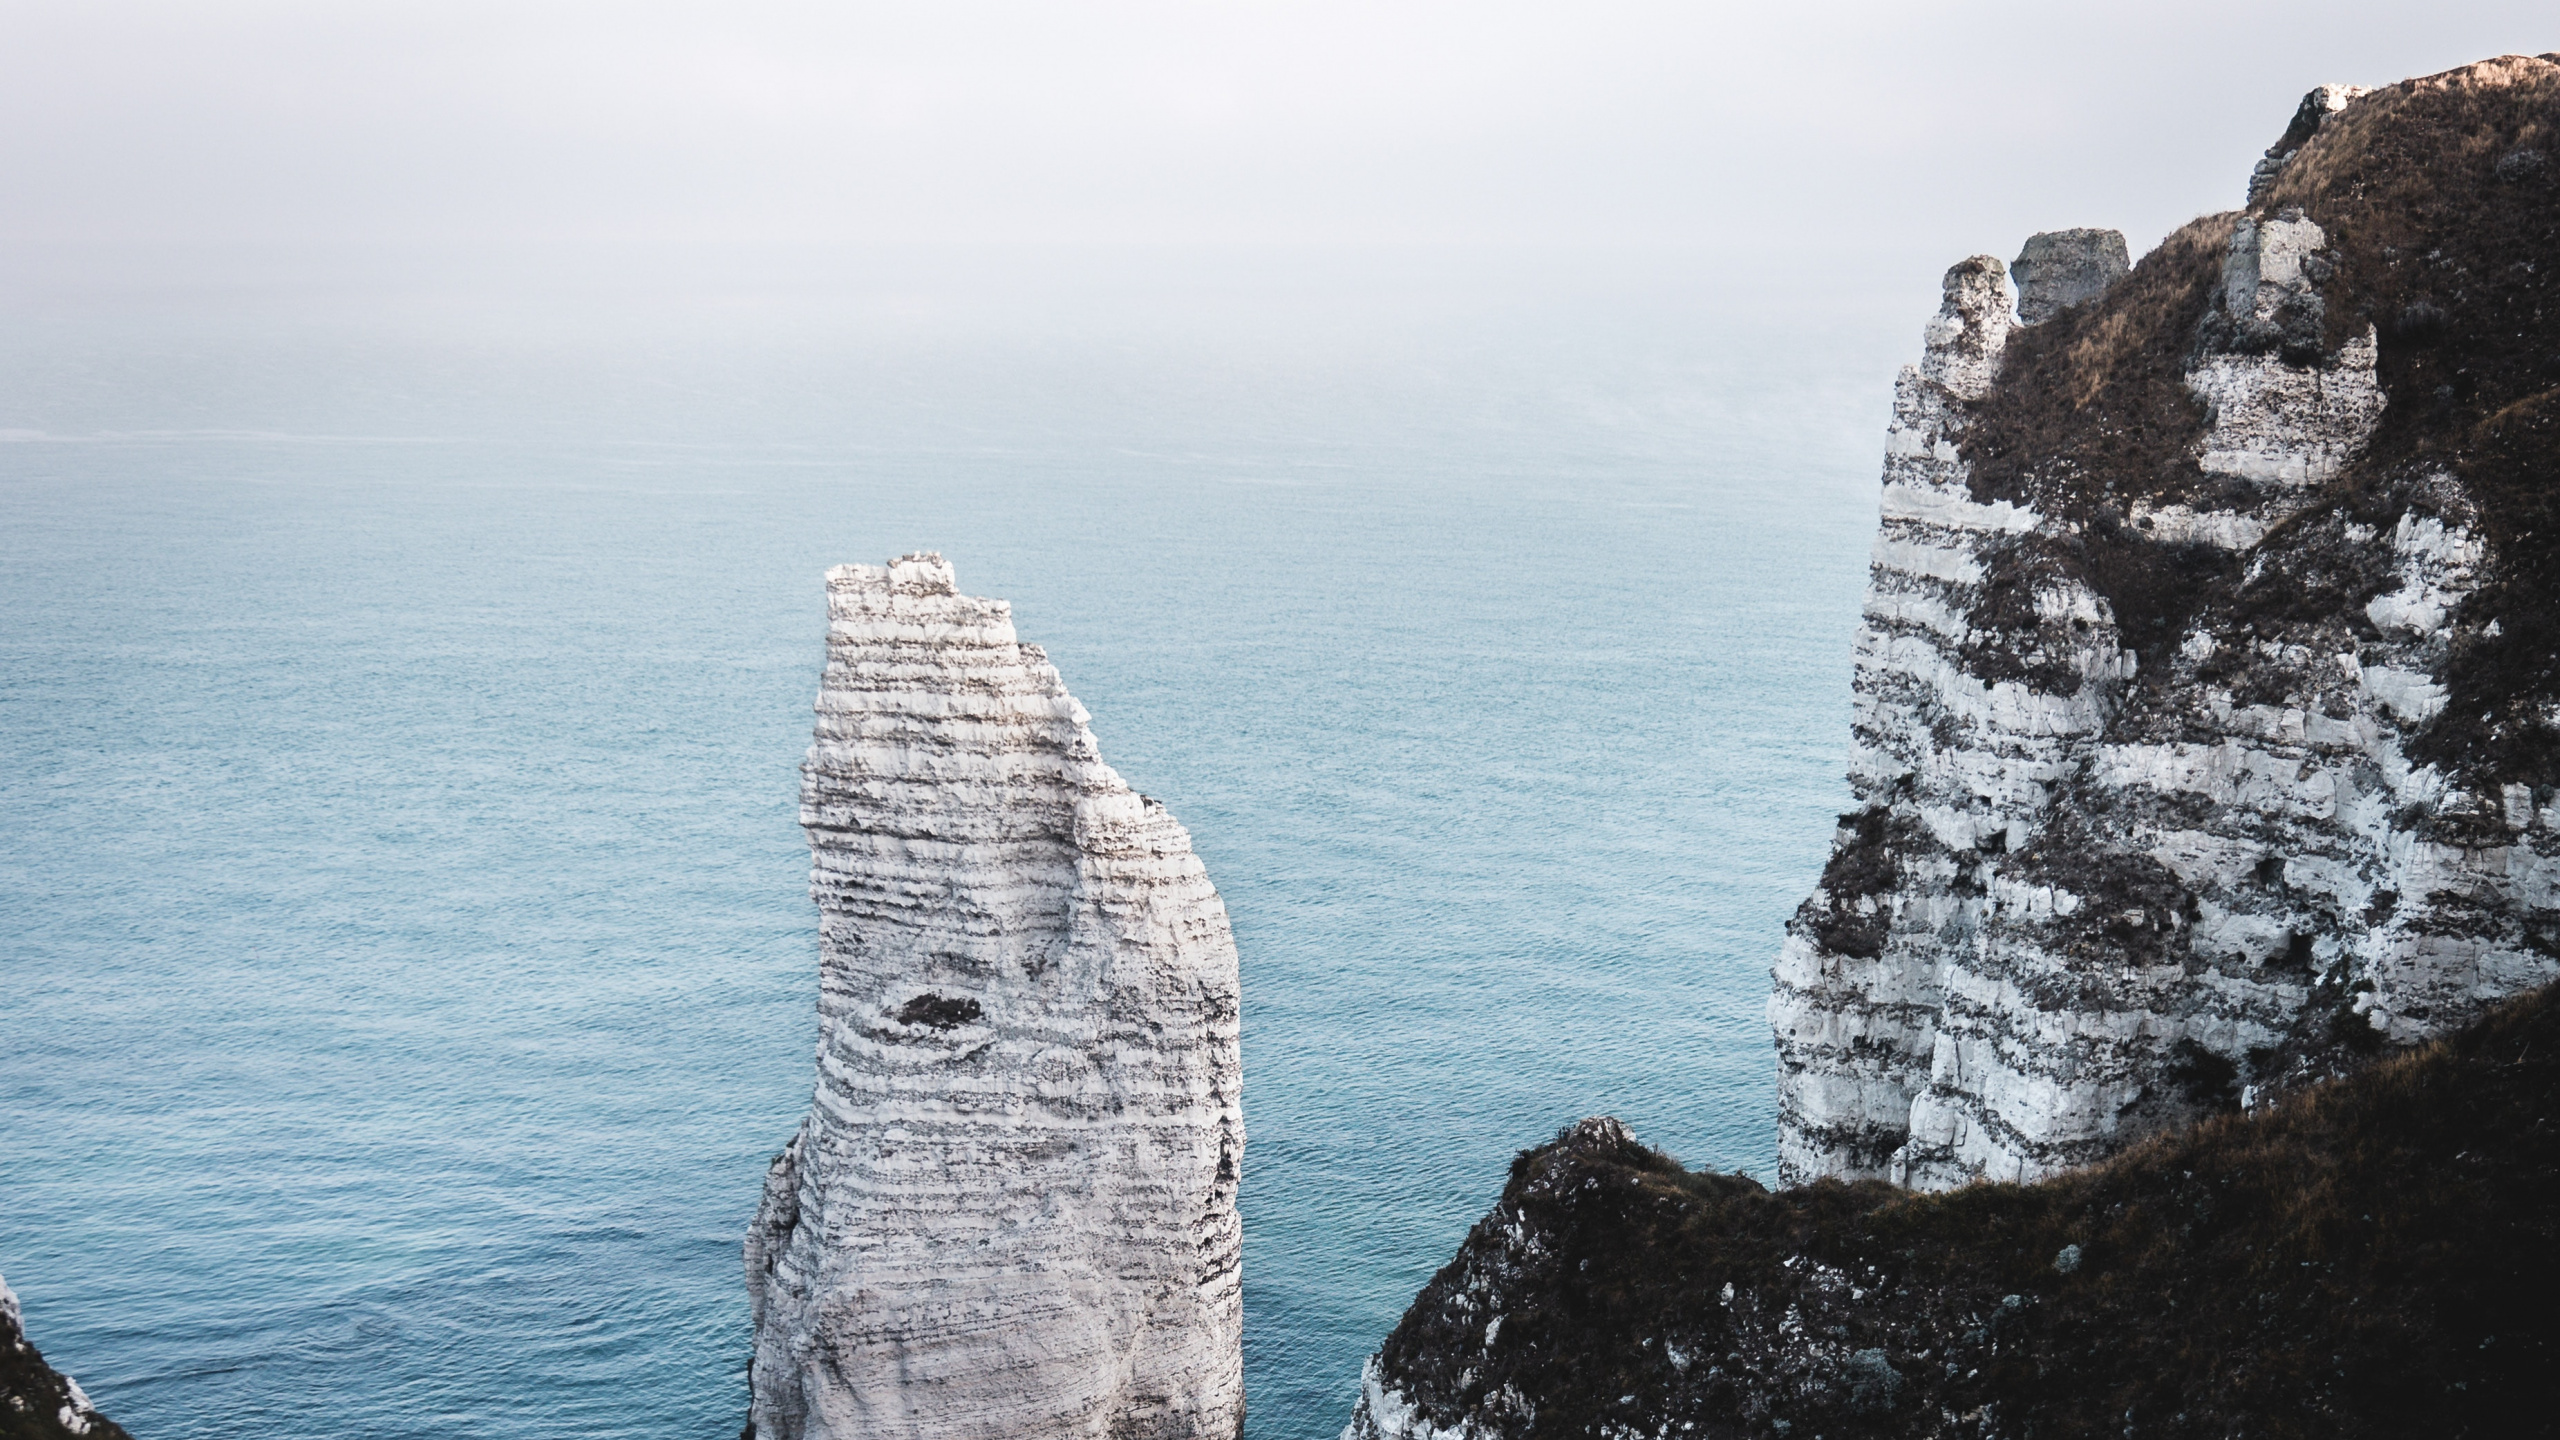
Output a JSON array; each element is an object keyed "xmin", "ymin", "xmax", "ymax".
[{"xmin": 745, "ymin": 554, "xmax": 1244, "ymax": 1440}]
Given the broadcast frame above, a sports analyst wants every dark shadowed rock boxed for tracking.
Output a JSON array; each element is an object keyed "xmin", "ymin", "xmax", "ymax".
[
  {"xmin": 2010, "ymin": 228, "xmax": 2129, "ymax": 324},
  {"xmin": 2248, "ymin": 81, "xmax": 2370, "ymax": 203},
  {"xmin": 1342, "ymin": 982, "xmax": 2560, "ymax": 1438},
  {"xmin": 1, "ymin": 1275, "xmax": 133, "ymax": 1440}
]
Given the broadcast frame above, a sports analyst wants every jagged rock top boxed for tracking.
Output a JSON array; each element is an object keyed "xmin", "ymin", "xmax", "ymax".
[
  {"xmin": 2247, "ymin": 81, "xmax": 2372, "ymax": 203},
  {"xmin": 744, "ymin": 554, "xmax": 1243, "ymax": 1440},
  {"xmin": 1771, "ymin": 53, "xmax": 2560, "ymax": 1192},
  {"xmin": 1980, "ymin": 53, "xmax": 2560, "ymax": 780},
  {"xmin": 2011, "ymin": 228, "xmax": 2130, "ymax": 325}
]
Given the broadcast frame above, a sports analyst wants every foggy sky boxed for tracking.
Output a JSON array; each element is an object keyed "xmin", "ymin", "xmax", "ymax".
[{"xmin": 2, "ymin": 2, "xmax": 2549, "ymax": 298}]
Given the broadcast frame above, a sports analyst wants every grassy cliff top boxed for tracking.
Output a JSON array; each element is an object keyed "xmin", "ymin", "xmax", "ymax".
[{"xmin": 1375, "ymin": 978, "xmax": 2560, "ymax": 1438}]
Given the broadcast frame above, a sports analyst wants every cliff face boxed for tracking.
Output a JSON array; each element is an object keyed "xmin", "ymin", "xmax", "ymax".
[
  {"xmin": 1773, "ymin": 55, "xmax": 2560, "ymax": 1190},
  {"xmin": 2, "ymin": 1276, "xmax": 131, "ymax": 1440},
  {"xmin": 1341, "ymin": 54, "xmax": 2560, "ymax": 1440},
  {"xmin": 1340, "ymin": 982, "xmax": 2560, "ymax": 1440},
  {"xmin": 744, "ymin": 555, "xmax": 1243, "ymax": 1440}
]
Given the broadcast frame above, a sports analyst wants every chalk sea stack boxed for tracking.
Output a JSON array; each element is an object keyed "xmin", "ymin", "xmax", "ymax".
[
  {"xmin": 1347, "ymin": 54, "xmax": 2560, "ymax": 1439},
  {"xmin": 745, "ymin": 555, "xmax": 1243, "ymax": 1440}
]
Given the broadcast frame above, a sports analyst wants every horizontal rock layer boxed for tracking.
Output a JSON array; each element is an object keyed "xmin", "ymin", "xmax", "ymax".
[
  {"xmin": 745, "ymin": 554, "xmax": 1243, "ymax": 1440},
  {"xmin": 1773, "ymin": 57, "xmax": 2560, "ymax": 1189}
]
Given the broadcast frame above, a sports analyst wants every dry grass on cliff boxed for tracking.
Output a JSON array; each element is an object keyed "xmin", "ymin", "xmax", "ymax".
[
  {"xmin": 2259, "ymin": 53, "xmax": 2560, "ymax": 785},
  {"xmin": 1953, "ymin": 214, "xmax": 2244, "ymax": 674},
  {"xmin": 1376, "ymin": 982, "xmax": 2560, "ymax": 1439},
  {"xmin": 1962, "ymin": 213, "xmax": 2233, "ymax": 516},
  {"xmin": 1949, "ymin": 55, "xmax": 2560, "ymax": 785}
]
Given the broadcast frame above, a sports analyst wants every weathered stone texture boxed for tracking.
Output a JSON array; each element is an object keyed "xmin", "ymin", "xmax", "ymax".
[
  {"xmin": 1770, "ymin": 73, "xmax": 2560, "ymax": 1191},
  {"xmin": 745, "ymin": 554, "xmax": 1243, "ymax": 1440},
  {"xmin": 2010, "ymin": 228, "xmax": 2129, "ymax": 325}
]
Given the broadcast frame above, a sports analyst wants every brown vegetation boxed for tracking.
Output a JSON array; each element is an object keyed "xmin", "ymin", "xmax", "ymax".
[
  {"xmin": 1958, "ymin": 56, "xmax": 2560, "ymax": 786},
  {"xmin": 1373, "ymin": 981, "xmax": 2560, "ymax": 1438},
  {"xmin": 2259, "ymin": 55, "xmax": 2560, "ymax": 785}
]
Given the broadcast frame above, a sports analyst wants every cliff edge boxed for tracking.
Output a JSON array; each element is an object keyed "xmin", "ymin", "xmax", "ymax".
[
  {"xmin": 1775, "ymin": 55, "xmax": 2560, "ymax": 1190},
  {"xmin": 744, "ymin": 555, "xmax": 1243, "ymax": 1440},
  {"xmin": 2, "ymin": 1276, "xmax": 131, "ymax": 1440},
  {"xmin": 1343, "ymin": 980, "xmax": 2560, "ymax": 1439},
  {"xmin": 1343, "ymin": 54, "xmax": 2560, "ymax": 1440}
]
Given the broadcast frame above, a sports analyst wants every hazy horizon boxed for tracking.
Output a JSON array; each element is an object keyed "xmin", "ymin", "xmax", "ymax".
[
  {"xmin": 6, "ymin": 10, "xmax": 2556, "ymax": 1439},
  {"xmin": 6, "ymin": 4, "xmax": 2552, "ymax": 317}
]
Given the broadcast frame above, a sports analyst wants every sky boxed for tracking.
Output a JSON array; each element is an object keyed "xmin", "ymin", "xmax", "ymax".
[{"xmin": 1, "ymin": 3, "xmax": 2550, "ymax": 308}]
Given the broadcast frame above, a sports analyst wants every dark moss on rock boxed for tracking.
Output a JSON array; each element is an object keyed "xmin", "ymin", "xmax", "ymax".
[
  {"xmin": 2, "ymin": 1285, "xmax": 132, "ymax": 1440},
  {"xmin": 1359, "ymin": 982, "xmax": 2560, "ymax": 1440},
  {"xmin": 1793, "ymin": 806, "xmax": 1927, "ymax": 961},
  {"xmin": 1959, "ymin": 56, "xmax": 2560, "ymax": 786}
]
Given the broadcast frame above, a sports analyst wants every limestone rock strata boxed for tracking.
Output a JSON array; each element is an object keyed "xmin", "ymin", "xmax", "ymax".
[
  {"xmin": 1, "ymin": 1274, "xmax": 132, "ymax": 1440},
  {"xmin": 1773, "ymin": 58, "xmax": 2560, "ymax": 1189},
  {"xmin": 745, "ymin": 554, "xmax": 1243, "ymax": 1440}
]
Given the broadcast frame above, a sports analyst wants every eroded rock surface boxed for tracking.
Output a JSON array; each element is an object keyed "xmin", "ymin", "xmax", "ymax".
[
  {"xmin": 745, "ymin": 554, "xmax": 1243, "ymax": 1440},
  {"xmin": 1772, "ymin": 56, "xmax": 2560, "ymax": 1190},
  {"xmin": 1341, "ymin": 50, "xmax": 2560, "ymax": 1440}
]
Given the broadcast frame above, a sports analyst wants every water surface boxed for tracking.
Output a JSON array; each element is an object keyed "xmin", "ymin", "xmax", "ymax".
[{"xmin": 0, "ymin": 249, "xmax": 1894, "ymax": 1437}]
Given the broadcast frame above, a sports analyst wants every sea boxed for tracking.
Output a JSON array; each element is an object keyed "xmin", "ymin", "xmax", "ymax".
[{"xmin": 0, "ymin": 243, "xmax": 1903, "ymax": 1438}]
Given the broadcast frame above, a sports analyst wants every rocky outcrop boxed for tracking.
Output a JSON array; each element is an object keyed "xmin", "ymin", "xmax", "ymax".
[
  {"xmin": 1342, "ymin": 51, "xmax": 2560, "ymax": 1438},
  {"xmin": 2, "ymin": 1276, "xmax": 131, "ymax": 1440},
  {"xmin": 1772, "ymin": 56, "xmax": 2560, "ymax": 1190},
  {"xmin": 1340, "ymin": 982, "xmax": 2560, "ymax": 1440},
  {"xmin": 2247, "ymin": 83, "xmax": 2371, "ymax": 204},
  {"xmin": 744, "ymin": 554, "xmax": 1243, "ymax": 1440},
  {"xmin": 2009, "ymin": 229, "xmax": 2128, "ymax": 326}
]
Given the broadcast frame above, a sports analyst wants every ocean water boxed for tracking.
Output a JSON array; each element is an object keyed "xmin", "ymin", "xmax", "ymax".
[{"xmin": 0, "ymin": 249, "xmax": 1896, "ymax": 1438}]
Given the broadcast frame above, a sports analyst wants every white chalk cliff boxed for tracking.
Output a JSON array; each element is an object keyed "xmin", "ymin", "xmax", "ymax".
[
  {"xmin": 1771, "ymin": 73, "xmax": 2560, "ymax": 1190},
  {"xmin": 745, "ymin": 554, "xmax": 1244, "ymax": 1440},
  {"xmin": 1341, "ymin": 56, "xmax": 2560, "ymax": 1440}
]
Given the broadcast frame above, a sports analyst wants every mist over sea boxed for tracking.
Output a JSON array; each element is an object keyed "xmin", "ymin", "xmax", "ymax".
[{"xmin": 2, "ymin": 245, "xmax": 1897, "ymax": 1438}]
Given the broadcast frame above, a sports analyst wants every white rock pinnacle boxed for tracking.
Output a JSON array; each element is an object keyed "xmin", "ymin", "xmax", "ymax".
[{"xmin": 745, "ymin": 554, "xmax": 1244, "ymax": 1440}]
